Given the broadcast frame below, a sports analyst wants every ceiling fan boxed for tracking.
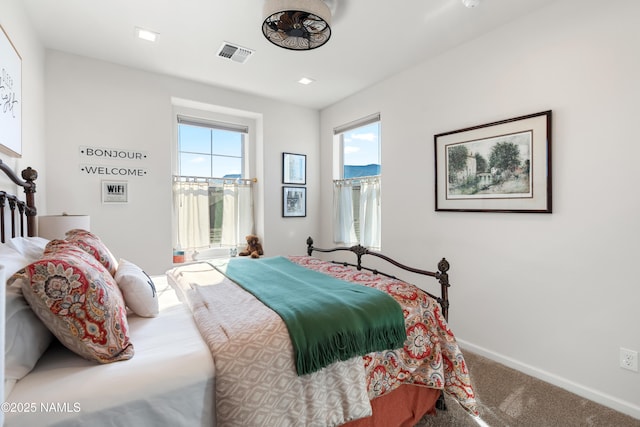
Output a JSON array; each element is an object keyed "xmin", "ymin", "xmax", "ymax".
[{"xmin": 262, "ymin": 0, "xmax": 332, "ymax": 51}]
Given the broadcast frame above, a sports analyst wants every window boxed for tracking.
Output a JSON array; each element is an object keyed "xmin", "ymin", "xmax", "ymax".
[
  {"xmin": 177, "ymin": 115, "xmax": 245, "ymax": 178},
  {"xmin": 173, "ymin": 115, "xmax": 254, "ymax": 251},
  {"xmin": 333, "ymin": 114, "xmax": 381, "ymax": 248}
]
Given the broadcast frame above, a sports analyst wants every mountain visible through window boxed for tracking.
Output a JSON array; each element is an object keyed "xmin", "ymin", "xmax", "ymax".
[{"xmin": 343, "ymin": 121, "xmax": 380, "ymax": 179}]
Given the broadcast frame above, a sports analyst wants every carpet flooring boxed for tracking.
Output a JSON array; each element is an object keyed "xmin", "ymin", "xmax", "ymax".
[{"xmin": 416, "ymin": 350, "xmax": 640, "ymax": 427}]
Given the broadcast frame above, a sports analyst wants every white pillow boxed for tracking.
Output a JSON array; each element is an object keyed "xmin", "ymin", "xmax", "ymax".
[
  {"xmin": 4, "ymin": 276, "xmax": 53, "ymax": 397},
  {"xmin": 2, "ymin": 240, "xmax": 53, "ymax": 397},
  {"xmin": 0, "ymin": 244, "xmax": 31, "ymax": 277},
  {"xmin": 6, "ymin": 236, "xmax": 49, "ymax": 260},
  {"xmin": 115, "ymin": 259, "xmax": 159, "ymax": 318}
]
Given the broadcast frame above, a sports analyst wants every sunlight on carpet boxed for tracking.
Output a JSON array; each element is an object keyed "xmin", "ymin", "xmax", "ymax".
[{"xmin": 472, "ymin": 415, "xmax": 491, "ymax": 426}]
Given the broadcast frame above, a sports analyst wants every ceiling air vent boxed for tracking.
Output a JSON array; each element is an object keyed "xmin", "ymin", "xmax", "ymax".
[{"xmin": 217, "ymin": 42, "xmax": 254, "ymax": 64}]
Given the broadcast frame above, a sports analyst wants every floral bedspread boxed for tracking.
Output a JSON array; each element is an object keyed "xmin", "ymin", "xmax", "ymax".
[{"xmin": 288, "ymin": 256, "xmax": 479, "ymax": 415}]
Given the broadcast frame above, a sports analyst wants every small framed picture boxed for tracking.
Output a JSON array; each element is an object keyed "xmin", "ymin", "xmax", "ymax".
[
  {"xmin": 282, "ymin": 152, "xmax": 306, "ymax": 185},
  {"xmin": 282, "ymin": 186, "xmax": 306, "ymax": 217},
  {"xmin": 102, "ymin": 180, "xmax": 128, "ymax": 203}
]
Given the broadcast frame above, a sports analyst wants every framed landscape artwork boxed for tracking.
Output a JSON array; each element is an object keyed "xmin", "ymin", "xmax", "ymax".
[{"xmin": 435, "ymin": 110, "xmax": 552, "ymax": 213}]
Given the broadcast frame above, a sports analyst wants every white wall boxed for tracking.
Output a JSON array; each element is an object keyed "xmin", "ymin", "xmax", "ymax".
[
  {"xmin": 0, "ymin": 0, "xmax": 47, "ymax": 207},
  {"xmin": 0, "ymin": 1, "xmax": 46, "ymax": 424},
  {"xmin": 320, "ymin": 0, "xmax": 640, "ymax": 419},
  {"xmin": 44, "ymin": 51, "xmax": 319, "ymax": 275}
]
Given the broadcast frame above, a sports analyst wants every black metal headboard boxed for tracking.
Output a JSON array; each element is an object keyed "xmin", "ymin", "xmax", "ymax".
[
  {"xmin": 306, "ymin": 237, "xmax": 451, "ymax": 321},
  {"xmin": 0, "ymin": 159, "xmax": 38, "ymax": 242}
]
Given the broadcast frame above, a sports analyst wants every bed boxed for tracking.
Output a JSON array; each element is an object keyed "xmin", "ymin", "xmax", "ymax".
[
  {"xmin": 1, "ymin": 160, "xmax": 478, "ymax": 426},
  {"xmin": 1, "ymin": 161, "xmax": 216, "ymax": 426}
]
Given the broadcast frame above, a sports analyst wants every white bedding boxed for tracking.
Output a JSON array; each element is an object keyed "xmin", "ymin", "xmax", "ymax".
[{"xmin": 4, "ymin": 276, "xmax": 216, "ymax": 427}]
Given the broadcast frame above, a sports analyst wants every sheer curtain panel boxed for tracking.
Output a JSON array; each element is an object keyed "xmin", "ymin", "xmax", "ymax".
[
  {"xmin": 333, "ymin": 180, "xmax": 357, "ymax": 245},
  {"xmin": 221, "ymin": 182, "xmax": 254, "ymax": 247},
  {"xmin": 359, "ymin": 177, "xmax": 381, "ymax": 248},
  {"xmin": 173, "ymin": 180, "xmax": 210, "ymax": 251}
]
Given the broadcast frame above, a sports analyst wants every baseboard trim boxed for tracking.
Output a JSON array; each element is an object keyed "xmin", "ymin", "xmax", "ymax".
[{"xmin": 457, "ymin": 339, "xmax": 640, "ymax": 421}]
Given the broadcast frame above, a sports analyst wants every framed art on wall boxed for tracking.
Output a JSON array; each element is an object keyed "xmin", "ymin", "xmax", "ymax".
[
  {"xmin": 0, "ymin": 25, "xmax": 22, "ymax": 157},
  {"xmin": 435, "ymin": 110, "xmax": 552, "ymax": 213},
  {"xmin": 282, "ymin": 152, "xmax": 306, "ymax": 185},
  {"xmin": 282, "ymin": 186, "xmax": 306, "ymax": 217}
]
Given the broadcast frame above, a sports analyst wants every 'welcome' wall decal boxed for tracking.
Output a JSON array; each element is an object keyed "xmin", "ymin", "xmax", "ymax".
[{"xmin": 79, "ymin": 146, "xmax": 149, "ymax": 177}]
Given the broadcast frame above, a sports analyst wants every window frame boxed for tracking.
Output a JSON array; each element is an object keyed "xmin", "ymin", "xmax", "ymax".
[
  {"xmin": 334, "ymin": 112, "xmax": 381, "ymax": 180},
  {"xmin": 176, "ymin": 115, "xmax": 247, "ymax": 179},
  {"xmin": 333, "ymin": 113, "xmax": 381, "ymax": 248},
  {"xmin": 172, "ymin": 109, "xmax": 255, "ymax": 250}
]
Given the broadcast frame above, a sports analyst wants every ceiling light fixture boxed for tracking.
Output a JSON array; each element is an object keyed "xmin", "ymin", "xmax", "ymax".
[
  {"xmin": 135, "ymin": 27, "xmax": 159, "ymax": 42},
  {"xmin": 298, "ymin": 77, "xmax": 314, "ymax": 85},
  {"xmin": 262, "ymin": 0, "xmax": 332, "ymax": 51},
  {"xmin": 462, "ymin": 0, "xmax": 480, "ymax": 8}
]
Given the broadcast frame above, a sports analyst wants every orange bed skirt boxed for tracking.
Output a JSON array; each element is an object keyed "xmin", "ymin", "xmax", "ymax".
[{"xmin": 342, "ymin": 385, "xmax": 441, "ymax": 427}]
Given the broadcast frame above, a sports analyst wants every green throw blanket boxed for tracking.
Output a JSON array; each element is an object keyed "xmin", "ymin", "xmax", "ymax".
[{"xmin": 217, "ymin": 256, "xmax": 407, "ymax": 376}]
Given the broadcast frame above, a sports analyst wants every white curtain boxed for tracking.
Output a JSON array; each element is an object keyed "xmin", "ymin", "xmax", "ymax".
[
  {"xmin": 333, "ymin": 180, "xmax": 357, "ymax": 245},
  {"xmin": 221, "ymin": 182, "xmax": 254, "ymax": 246},
  {"xmin": 173, "ymin": 180, "xmax": 210, "ymax": 251},
  {"xmin": 359, "ymin": 177, "xmax": 381, "ymax": 248}
]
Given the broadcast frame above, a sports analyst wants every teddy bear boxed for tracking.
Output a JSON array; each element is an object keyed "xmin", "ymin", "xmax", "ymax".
[{"xmin": 238, "ymin": 234, "xmax": 264, "ymax": 259}]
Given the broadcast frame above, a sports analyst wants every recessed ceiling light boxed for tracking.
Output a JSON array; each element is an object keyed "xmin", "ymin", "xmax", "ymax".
[
  {"xmin": 462, "ymin": 0, "xmax": 480, "ymax": 7},
  {"xmin": 135, "ymin": 27, "xmax": 159, "ymax": 42},
  {"xmin": 298, "ymin": 77, "xmax": 315, "ymax": 85}
]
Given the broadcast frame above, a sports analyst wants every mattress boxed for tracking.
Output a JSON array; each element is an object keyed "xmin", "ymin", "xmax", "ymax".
[{"xmin": 4, "ymin": 276, "xmax": 215, "ymax": 427}]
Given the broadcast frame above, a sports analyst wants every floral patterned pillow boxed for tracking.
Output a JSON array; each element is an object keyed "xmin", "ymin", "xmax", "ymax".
[
  {"xmin": 10, "ymin": 240, "xmax": 134, "ymax": 363},
  {"xmin": 64, "ymin": 229, "xmax": 118, "ymax": 276}
]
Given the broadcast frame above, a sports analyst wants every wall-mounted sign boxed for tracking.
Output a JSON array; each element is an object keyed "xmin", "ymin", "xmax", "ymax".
[
  {"xmin": 81, "ymin": 164, "xmax": 148, "ymax": 177},
  {"xmin": 102, "ymin": 180, "xmax": 128, "ymax": 204},
  {"xmin": 80, "ymin": 146, "xmax": 148, "ymax": 161},
  {"xmin": 0, "ymin": 25, "xmax": 21, "ymax": 157}
]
